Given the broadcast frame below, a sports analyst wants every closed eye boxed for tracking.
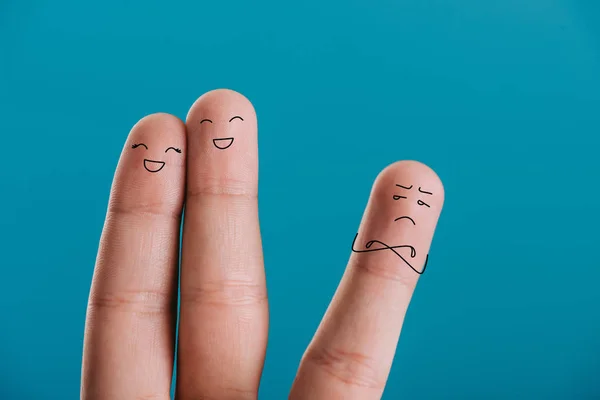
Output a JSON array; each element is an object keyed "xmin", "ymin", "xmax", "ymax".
[
  {"xmin": 229, "ymin": 116, "xmax": 244, "ymax": 122},
  {"xmin": 200, "ymin": 119, "xmax": 213, "ymax": 124},
  {"xmin": 165, "ymin": 147, "xmax": 182, "ymax": 154},
  {"xmin": 132, "ymin": 143, "xmax": 148, "ymax": 149}
]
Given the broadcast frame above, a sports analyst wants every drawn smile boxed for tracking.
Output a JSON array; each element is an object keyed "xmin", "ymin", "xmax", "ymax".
[
  {"xmin": 213, "ymin": 137, "xmax": 234, "ymax": 150},
  {"xmin": 143, "ymin": 159, "xmax": 165, "ymax": 173}
]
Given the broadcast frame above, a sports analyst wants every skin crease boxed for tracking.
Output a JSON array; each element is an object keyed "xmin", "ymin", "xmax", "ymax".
[
  {"xmin": 81, "ymin": 89, "xmax": 445, "ymax": 400},
  {"xmin": 185, "ymin": 89, "xmax": 258, "ymax": 194},
  {"xmin": 177, "ymin": 89, "xmax": 267, "ymax": 400},
  {"xmin": 289, "ymin": 161, "xmax": 444, "ymax": 400},
  {"xmin": 81, "ymin": 113, "xmax": 186, "ymax": 400}
]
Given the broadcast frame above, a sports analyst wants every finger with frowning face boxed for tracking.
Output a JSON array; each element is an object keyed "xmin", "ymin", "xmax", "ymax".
[
  {"xmin": 350, "ymin": 166, "xmax": 440, "ymax": 276},
  {"xmin": 81, "ymin": 113, "xmax": 186, "ymax": 399},
  {"xmin": 177, "ymin": 89, "xmax": 266, "ymax": 399},
  {"xmin": 290, "ymin": 160, "xmax": 444, "ymax": 400}
]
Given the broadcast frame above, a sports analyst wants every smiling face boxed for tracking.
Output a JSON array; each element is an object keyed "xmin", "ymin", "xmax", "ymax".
[
  {"xmin": 185, "ymin": 89, "xmax": 258, "ymax": 189},
  {"xmin": 131, "ymin": 142, "xmax": 182, "ymax": 173},
  {"xmin": 188, "ymin": 89, "xmax": 256, "ymax": 153},
  {"xmin": 200, "ymin": 115, "xmax": 245, "ymax": 150},
  {"xmin": 110, "ymin": 113, "xmax": 186, "ymax": 213}
]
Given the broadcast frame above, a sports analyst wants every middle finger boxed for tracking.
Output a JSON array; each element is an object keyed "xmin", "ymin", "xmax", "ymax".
[{"xmin": 176, "ymin": 89, "xmax": 268, "ymax": 400}]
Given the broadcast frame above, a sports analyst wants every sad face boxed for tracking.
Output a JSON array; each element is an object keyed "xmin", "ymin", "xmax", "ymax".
[{"xmin": 351, "ymin": 161, "xmax": 444, "ymax": 275}]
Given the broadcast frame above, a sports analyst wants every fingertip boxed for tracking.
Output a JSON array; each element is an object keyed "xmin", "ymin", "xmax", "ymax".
[
  {"xmin": 372, "ymin": 160, "xmax": 444, "ymax": 208},
  {"xmin": 184, "ymin": 89, "xmax": 258, "ymax": 194},
  {"xmin": 127, "ymin": 113, "xmax": 187, "ymax": 156},
  {"xmin": 110, "ymin": 112, "xmax": 187, "ymax": 215},
  {"xmin": 123, "ymin": 112, "xmax": 187, "ymax": 169},
  {"xmin": 353, "ymin": 160, "xmax": 445, "ymax": 276},
  {"xmin": 131, "ymin": 112, "xmax": 186, "ymax": 133},
  {"xmin": 186, "ymin": 89, "xmax": 256, "ymax": 124}
]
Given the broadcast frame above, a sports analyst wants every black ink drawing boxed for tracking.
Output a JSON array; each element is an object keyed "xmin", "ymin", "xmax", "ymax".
[
  {"xmin": 132, "ymin": 143, "xmax": 181, "ymax": 173},
  {"xmin": 351, "ymin": 182, "xmax": 434, "ymax": 274},
  {"xmin": 394, "ymin": 216, "xmax": 416, "ymax": 225},
  {"xmin": 213, "ymin": 138, "xmax": 234, "ymax": 150},
  {"xmin": 201, "ymin": 115, "xmax": 244, "ymax": 150},
  {"xmin": 351, "ymin": 234, "xmax": 429, "ymax": 275}
]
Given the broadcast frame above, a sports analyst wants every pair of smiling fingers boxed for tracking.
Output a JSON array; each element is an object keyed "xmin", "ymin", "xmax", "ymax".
[
  {"xmin": 132, "ymin": 113, "xmax": 241, "ymax": 173},
  {"xmin": 82, "ymin": 88, "xmax": 444, "ymax": 400}
]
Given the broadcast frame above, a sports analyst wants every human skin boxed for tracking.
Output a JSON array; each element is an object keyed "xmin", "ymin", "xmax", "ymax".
[{"xmin": 80, "ymin": 89, "xmax": 444, "ymax": 400}]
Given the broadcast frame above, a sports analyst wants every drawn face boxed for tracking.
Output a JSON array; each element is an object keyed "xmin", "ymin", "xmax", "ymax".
[
  {"xmin": 131, "ymin": 142, "xmax": 182, "ymax": 173},
  {"xmin": 199, "ymin": 115, "xmax": 245, "ymax": 150},
  {"xmin": 351, "ymin": 179, "xmax": 440, "ymax": 275},
  {"xmin": 187, "ymin": 89, "xmax": 256, "ymax": 157},
  {"xmin": 185, "ymin": 89, "xmax": 258, "ymax": 190},
  {"xmin": 392, "ymin": 184, "xmax": 433, "ymax": 223}
]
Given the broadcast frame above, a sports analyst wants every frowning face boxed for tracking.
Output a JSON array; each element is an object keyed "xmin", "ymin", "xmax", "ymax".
[
  {"xmin": 351, "ymin": 173, "xmax": 442, "ymax": 275},
  {"xmin": 131, "ymin": 142, "xmax": 182, "ymax": 173},
  {"xmin": 392, "ymin": 183, "xmax": 434, "ymax": 223}
]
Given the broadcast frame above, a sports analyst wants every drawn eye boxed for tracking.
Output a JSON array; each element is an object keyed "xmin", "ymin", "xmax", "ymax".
[
  {"xmin": 200, "ymin": 119, "xmax": 213, "ymax": 124},
  {"xmin": 393, "ymin": 195, "xmax": 407, "ymax": 200},
  {"xmin": 229, "ymin": 116, "xmax": 244, "ymax": 122},
  {"xmin": 165, "ymin": 147, "xmax": 182, "ymax": 154},
  {"xmin": 132, "ymin": 143, "xmax": 148, "ymax": 149},
  {"xmin": 396, "ymin": 184, "xmax": 413, "ymax": 190},
  {"xmin": 417, "ymin": 199, "xmax": 430, "ymax": 208}
]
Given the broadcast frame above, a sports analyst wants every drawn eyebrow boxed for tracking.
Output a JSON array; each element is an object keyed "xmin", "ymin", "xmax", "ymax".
[
  {"xmin": 229, "ymin": 116, "xmax": 244, "ymax": 122},
  {"xmin": 200, "ymin": 119, "xmax": 213, "ymax": 124},
  {"xmin": 395, "ymin": 184, "xmax": 413, "ymax": 190},
  {"xmin": 394, "ymin": 216, "xmax": 416, "ymax": 225},
  {"xmin": 131, "ymin": 143, "xmax": 148, "ymax": 149},
  {"xmin": 393, "ymin": 195, "xmax": 407, "ymax": 200},
  {"xmin": 417, "ymin": 199, "xmax": 430, "ymax": 208},
  {"xmin": 165, "ymin": 147, "xmax": 182, "ymax": 154},
  {"xmin": 418, "ymin": 187, "xmax": 433, "ymax": 195}
]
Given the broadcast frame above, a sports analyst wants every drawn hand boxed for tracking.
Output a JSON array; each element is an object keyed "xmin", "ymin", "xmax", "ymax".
[{"xmin": 80, "ymin": 89, "xmax": 444, "ymax": 400}]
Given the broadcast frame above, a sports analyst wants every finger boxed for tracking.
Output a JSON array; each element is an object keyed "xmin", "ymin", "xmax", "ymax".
[
  {"xmin": 81, "ymin": 114, "xmax": 186, "ymax": 399},
  {"xmin": 289, "ymin": 160, "xmax": 444, "ymax": 400},
  {"xmin": 176, "ymin": 89, "xmax": 267, "ymax": 400}
]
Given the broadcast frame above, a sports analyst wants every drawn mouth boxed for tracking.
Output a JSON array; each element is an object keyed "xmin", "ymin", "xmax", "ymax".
[
  {"xmin": 213, "ymin": 137, "xmax": 234, "ymax": 150},
  {"xmin": 394, "ymin": 216, "xmax": 416, "ymax": 225},
  {"xmin": 143, "ymin": 159, "xmax": 165, "ymax": 173}
]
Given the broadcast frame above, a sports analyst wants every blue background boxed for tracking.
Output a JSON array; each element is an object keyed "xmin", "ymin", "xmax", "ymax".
[{"xmin": 1, "ymin": 0, "xmax": 599, "ymax": 398}]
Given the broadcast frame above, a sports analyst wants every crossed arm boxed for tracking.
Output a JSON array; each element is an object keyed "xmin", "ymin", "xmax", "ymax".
[{"xmin": 80, "ymin": 89, "xmax": 444, "ymax": 400}]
